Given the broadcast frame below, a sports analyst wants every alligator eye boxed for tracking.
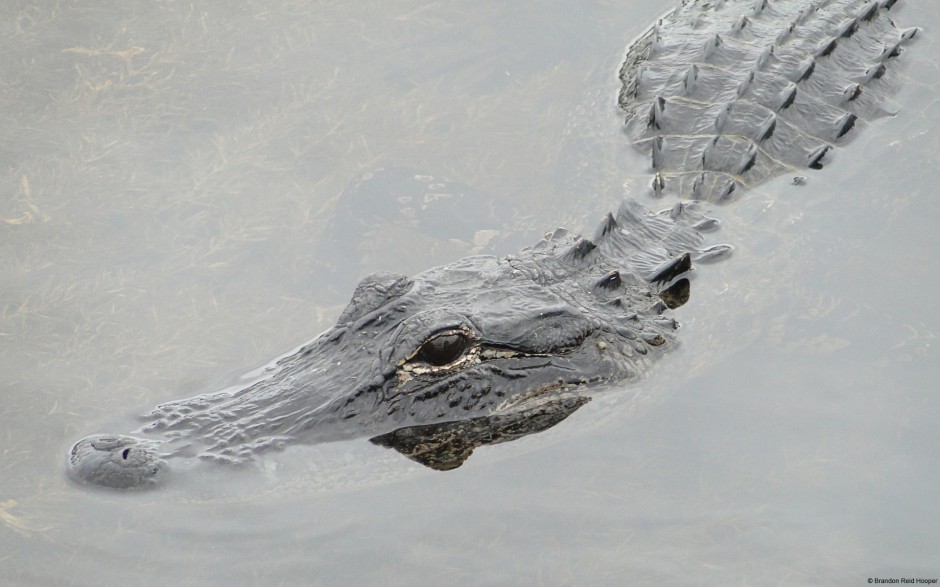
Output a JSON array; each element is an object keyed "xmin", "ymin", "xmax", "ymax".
[{"xmin": 416, "ymin": 333, "xmax": 471, "ymax": 366}]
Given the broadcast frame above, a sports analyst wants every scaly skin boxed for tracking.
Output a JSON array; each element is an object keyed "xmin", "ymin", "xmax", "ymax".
[
  {"xmin": 68, "ymin": 201, "xmax": 717, "ymax": 489},
  {"xmin": 620, "ymin": 0, "xmax": 916, "ymax": 201},
  {"xmin": 67, "ymin": 0, "xmax": 916, "ymax": 489}
]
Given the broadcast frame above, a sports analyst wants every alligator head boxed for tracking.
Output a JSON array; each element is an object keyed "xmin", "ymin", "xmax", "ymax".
[{"xmin": 67, "ymin": 199, "xmax": 726, "ymax": 489}]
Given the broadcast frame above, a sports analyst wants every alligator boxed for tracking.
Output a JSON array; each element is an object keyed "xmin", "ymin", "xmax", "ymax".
[{"xmin": 68, "ymin": 0, "xmax": 917, "ymax": 489}]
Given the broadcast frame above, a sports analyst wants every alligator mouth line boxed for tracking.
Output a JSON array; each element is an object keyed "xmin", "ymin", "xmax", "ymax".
[{"xmin": 389, "ymin": 356, "xmax": 564, "ymax": 399}]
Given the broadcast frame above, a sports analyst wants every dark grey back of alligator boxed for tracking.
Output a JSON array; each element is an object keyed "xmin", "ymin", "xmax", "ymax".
[{"xmin": 619, "ymin": 0, "xmax": 916, "ymax": 202}]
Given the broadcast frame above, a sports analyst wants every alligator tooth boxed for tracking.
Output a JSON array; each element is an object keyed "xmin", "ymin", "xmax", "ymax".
[
  {"xmin": 881, "ymin": 0, "xmax": 899, "ymax": 9},
  {"xmin": 751, "ymin": 0, "xmax": 768, "ymax": 17},
  {"xmin": 900, "ymin": 28, "xmax": 919, "ymax": 42}
]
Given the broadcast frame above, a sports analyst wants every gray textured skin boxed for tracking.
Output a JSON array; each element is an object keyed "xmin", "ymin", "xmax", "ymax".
[
  {"xmin": 67, "ymin": 0, "xmax": 915, "ymax": 489},
  {"xmin": 69, "ymin": 200, "xmax": 716, "ymax": 488},
  {"xmin": 620, "ymin": 0, "xmax": 916, "ymax": 201}
]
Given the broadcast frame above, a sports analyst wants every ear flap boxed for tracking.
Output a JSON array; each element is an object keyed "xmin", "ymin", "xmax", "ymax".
[{"xmin": 337, "ymin": 271, "xmax": 414, "ymax": 325}]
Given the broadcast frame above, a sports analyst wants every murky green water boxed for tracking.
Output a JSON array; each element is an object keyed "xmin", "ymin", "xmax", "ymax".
[{"xmin": 2, "ymin": 1, "xmax": 938, "ymax": 585}]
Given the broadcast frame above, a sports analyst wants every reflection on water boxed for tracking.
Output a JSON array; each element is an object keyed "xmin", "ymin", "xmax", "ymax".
[
  {"xmin": 372, "ymin": 395, "xmax": 590, "ymax": 471},
  {"xmin": 2, "ymin": 0, "xmax": 939, "ymax": 584}
]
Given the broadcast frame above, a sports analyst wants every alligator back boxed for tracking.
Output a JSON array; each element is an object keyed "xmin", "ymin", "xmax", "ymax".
[{"xmin": 619, "ymin": 0, "xmax": 916, "ymax": 202}]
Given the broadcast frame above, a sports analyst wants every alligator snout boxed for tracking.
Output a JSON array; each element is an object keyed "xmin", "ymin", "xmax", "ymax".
[{"xmin": 68, "ymin": 434, "xmax": 168, "ymax": 489}]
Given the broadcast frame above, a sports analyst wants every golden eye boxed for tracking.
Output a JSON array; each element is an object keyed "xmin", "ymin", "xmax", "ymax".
[{"xmin": 416, "ymin": 333, "xmax": 471, "ymax": 366}]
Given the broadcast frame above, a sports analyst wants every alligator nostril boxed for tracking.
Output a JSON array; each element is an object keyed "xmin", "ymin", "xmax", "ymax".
[{"xmin": 122, "ymin": 448, "xmax": 130, "ymax": 460}]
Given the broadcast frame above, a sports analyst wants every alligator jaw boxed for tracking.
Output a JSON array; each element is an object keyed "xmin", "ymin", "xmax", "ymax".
[{"xmin": 370, "ymin": 393, "xmax": 591, "ymax": 471}]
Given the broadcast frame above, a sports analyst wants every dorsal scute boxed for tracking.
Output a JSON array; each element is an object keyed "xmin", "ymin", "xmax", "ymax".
[
  {"xmin": 559, "ymin": 237, "xmax": 598, "ymax": 264},
  {"xmin": 597, "ymin": 199, "xmax": 712, "ymax": 280},
  {"xmin": 619, "ymin": 0, "xmax": 916, "ymax": 201}
]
